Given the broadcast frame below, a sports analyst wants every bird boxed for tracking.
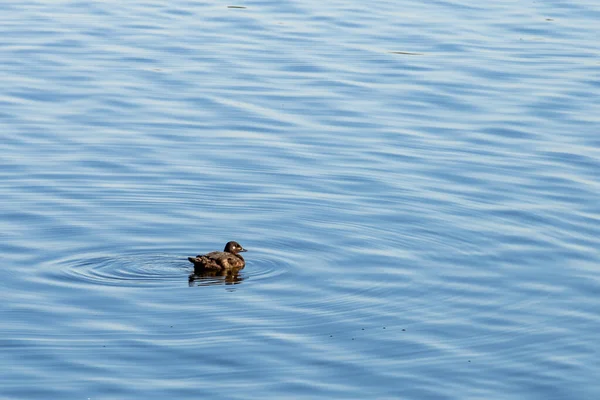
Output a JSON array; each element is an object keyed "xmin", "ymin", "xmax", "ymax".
[{"xmin": 187, "ymin": 241, "xmax": 247, "ymax": 274}]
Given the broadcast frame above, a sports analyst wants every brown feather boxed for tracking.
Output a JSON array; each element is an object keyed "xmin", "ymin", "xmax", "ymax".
[{"xmin": 188, "ymin": 241, "xmax": 247, "ymax": 274}]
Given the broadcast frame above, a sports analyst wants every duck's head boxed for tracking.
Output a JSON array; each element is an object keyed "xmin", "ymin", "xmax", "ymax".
[{"xmin": 224, "ymin": 241, "xmax": 247, "ymax": 254}]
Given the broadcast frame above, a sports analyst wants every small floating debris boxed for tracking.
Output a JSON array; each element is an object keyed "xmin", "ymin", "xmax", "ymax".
[
  {"xmin": 389, "ymin": 51, "xmax": 424, "ymax": 56},
  {"xmin": 227, "ymin": 5, "xmax": 247, "ymax": 8},
  {"xmin": 545, "ymin": 18, "xmax": 554, "ymax": 21}
]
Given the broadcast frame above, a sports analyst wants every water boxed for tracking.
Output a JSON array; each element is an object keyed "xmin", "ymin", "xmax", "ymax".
[{"xmin": 1, "ymin": 0, "xmax": 600, "ymax": 398}]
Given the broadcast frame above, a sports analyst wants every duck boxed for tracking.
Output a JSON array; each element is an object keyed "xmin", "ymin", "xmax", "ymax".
[{"xmin": 188, "ymin": 241, "xmax": 247, "ymax": 273}]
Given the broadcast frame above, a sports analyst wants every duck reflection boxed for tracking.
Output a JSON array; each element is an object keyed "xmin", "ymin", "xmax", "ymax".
[{"xmin": 188, "ymin": 268, "xmax": 244, "ymax": 287}]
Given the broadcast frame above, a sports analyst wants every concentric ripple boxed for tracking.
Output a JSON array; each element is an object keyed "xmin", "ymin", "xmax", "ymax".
[
  {"xmin": 39, "ymin": 251, "xmax": 289, "ymax": 289},
  {"xmin": 41, "ymin": 252, "xmax": 189, "ymax": 288}
]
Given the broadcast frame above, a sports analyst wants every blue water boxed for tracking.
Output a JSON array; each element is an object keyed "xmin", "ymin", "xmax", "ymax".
[{"xmin": 2, "ymin": 1, "xmax": 600, "ymax": 399}]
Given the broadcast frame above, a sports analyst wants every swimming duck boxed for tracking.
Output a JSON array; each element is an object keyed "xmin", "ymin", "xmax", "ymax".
[{"xmin": 188, "ymin": 241, "xmax": 247, "ymax": 273}]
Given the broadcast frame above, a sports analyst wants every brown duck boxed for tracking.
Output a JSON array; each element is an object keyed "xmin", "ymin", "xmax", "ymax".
[{"xmin": 188, "ymin": 241, "xmax": 247, "ymax": 273}]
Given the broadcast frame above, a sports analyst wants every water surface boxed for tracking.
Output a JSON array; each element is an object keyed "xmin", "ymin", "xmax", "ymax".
[{"xmin": 1, "ymin": 0, "xmax": 600, "ymax": 399}]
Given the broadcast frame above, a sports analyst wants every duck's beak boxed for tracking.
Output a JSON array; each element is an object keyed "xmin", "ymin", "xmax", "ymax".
[{"xmin": 240, "ymin": 247, "xmax": 248, "ymax": 252}]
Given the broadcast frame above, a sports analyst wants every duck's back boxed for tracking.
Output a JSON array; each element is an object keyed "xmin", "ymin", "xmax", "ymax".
[{"xmin": 188, "ymin": 251, "xmax": 245, "ymax": 271}]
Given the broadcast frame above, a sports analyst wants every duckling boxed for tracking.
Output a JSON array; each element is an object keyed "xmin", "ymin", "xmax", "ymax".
[{"xmin": 188, "ymin": 241, "xmax": 247, "ymax": 273}]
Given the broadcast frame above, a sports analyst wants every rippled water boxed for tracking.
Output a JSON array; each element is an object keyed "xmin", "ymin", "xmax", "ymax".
[{"xmin": 2, "ymin": 0, "xmax": 600, "ymax": 399}]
